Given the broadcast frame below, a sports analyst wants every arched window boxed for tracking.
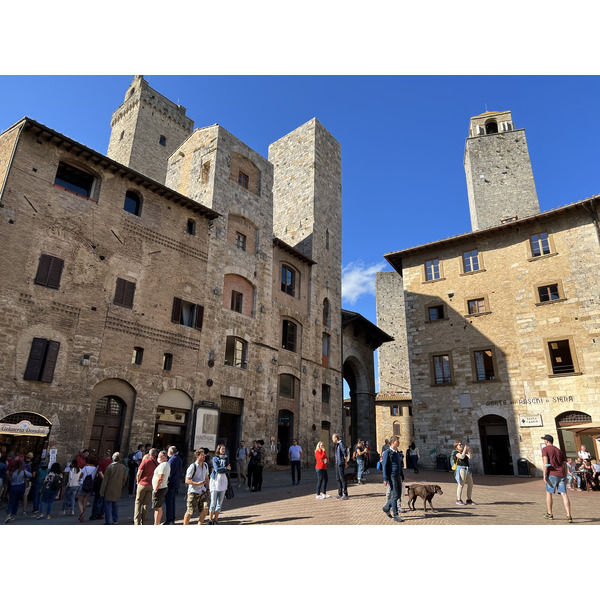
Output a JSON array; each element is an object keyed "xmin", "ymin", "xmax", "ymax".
[
  {"xmin": 124, "ymin": 190, "xmax": 142, "ymax": 216},
  {"xmin": 485, "ymin": 120, "xmax": 498, "ymax": 134}
]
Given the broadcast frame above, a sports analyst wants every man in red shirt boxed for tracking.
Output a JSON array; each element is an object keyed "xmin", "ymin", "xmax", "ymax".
[
  {"xmin": 134, "ymin": 448, "xmax": 158, "ymax": 525},
  {"xmin": 541, "ymin": 434, "xmax": 573, "ymax": 523},
  {"xmin": 74, "ymin": 448, "xmax": 89, "ymax": 470}
]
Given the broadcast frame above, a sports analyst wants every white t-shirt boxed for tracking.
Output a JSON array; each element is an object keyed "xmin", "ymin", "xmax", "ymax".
[
  {"xmin": 68, "ymin": 467, "xmax": 82, "ymax": 487},
  {"xmin": 289, "ymin": 445, "xmax": 302, "ymax": 461},
  {"xmin": 186, "ymin": 462, "xmax": 208, "ymax": 494},
  {"xmin": 578, "ymin": 450, "xmax": 591, "ymax": 461},
  {"xmin": 152, "ymin": 462, "xmax": 171, "ymax": 490},
  {"xmin": 209, "ymin": 472, "xmax": 228, "ymax": 493},
  {"xmin": 80, "ymin": 465, "xmax": 97, "ymax": 484}
]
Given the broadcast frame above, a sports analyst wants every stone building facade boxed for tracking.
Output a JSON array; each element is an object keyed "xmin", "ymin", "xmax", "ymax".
[
  {"xmin": 0, "ymin": 76, "xmax": 345, "ymax": 470},
  {"xmin": 379, "ymin": 110, "xmax": 600, "ymax": 476}
]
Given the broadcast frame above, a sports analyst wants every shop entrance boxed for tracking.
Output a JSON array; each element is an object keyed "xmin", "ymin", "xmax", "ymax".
[
  {"xmin": 89, "ymin": 396, "xmax": 125, "ymax": 456},
  {"xmin": 478, "ymin": 414, "xmax": 514, "ymax": 475},
  {"xmin": 154, "ymin": 390, "xmax": 193, "ymax": 454},
  {"xmin": 277, "ymin": 410, "xmax": 293, "ymax": 465},
  {"xmin": 217, "ymin": 396, "xmax": 243, "ymax": 469},
  {"xmin": 0, "ymin": 412, "xmax": 51, "ymax": 464}
]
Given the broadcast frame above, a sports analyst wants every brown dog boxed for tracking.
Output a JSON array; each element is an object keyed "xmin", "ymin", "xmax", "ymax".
[
  {"xmin": 407, "ymin": 484, "xmax": 443, "ymax": 512},
  {"xmin": 344, "ymin": 471, "xmax": 357, "ymax": 484}
]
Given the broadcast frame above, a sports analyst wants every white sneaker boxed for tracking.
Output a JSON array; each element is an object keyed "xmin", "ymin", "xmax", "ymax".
[
  {"xmin": 323, "ymin": 493, "xmax": 331, "ymax": 498},
  {"xmin": 398, "ymin": 507, "xmax": 407, "ymax": 513},
  {"xmin": 316, "ymin": 494, "xmax": 323, "ymax": 499}
]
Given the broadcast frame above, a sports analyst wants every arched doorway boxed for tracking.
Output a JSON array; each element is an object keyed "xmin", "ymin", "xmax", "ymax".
[
  {"xmin": 343, "ymin": 356, "xmax": 374, "ymax": 449},
  {"xmin": 0, "ymin": 412, "xmax": 52, "ymax": 463},
  {"xmin": 277, "ymin": 410, "xmax": 293, "ymax": 465},
  {"xmin": 89, "ymin": 396, "xmax": 125, "ymax": 457},
  {"xmin": 556, "ymin": 411, "xmax": 595, "ymax": 460},
  {"xmin": 478, "ymin": 414, "xmax": 513, "ymax": 475}
]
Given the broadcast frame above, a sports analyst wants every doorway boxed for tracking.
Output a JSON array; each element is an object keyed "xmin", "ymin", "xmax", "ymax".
[
  {"xmin": 89, "ymin": 396, "xmax": 125, "ymax": 456},
  {"xmin": 277, "ymin": 410, "xmax": 293, "ymax": 465},
  {"xmin": 0, "ymin": 412, "xmax": 51, "ymax": 465},
  {"xmin": 478, "ymin": 414, "xmax": 514, "ymax": 475}
]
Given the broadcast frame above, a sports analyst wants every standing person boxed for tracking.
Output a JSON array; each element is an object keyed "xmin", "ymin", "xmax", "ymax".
[
  {"xmin": 355, "ymin": 440, "xmax": 367, "ymax": 484},
  {"xmin": 453, "ymin": 441, "xmax": 475, "ymax": 506},
  {"xmin": 289, "ymin": 439, "xmax": 303, "ymax": 485},
  {"xmin": 209, "ymin": 444, "xmax": 231, "ymax": 524},
  {"xmin": 247, "ymin": 441, "xmax": 256, "ymax": 491},
  {"xmin": 381, "ymin": 439, "xmax": 390, "ymax": 459},
  {"xmin": 0, "ymin": 457, "xmax": 7, "ymax": 504},
  {"xmin": 332, "ymin": 433, "xmax": 349, "ymax": 500},
  {"xmin": 364, "ymin": 441, "xmax": 371, "ymax": 475},
  {"xmin": 99, "ymin": 452, "xmax": 128, "ymax": 525},
  {"xmin": 36, "ymin": 462, "xmax": 63, "ymax": 520},
  {"xmin": 32, "ymin": 460, "xmax": 49, "ymax": 515},
  {"xmin": 152, "ymin": 451, "xmax": 171, "ymax": 526},
  {"xmin": 578, "ymin": 445, "xmax": 591, "ymax": 461},
  {"xmin": 90, "ymin": 450, "xmax": 112, "ymax": 521},
  {"xmin": 134, "ymin": 448, "xmax": 158, "ymax": 525},
  {"xmin": 541, "ymin": 434, "xmax": 573, "ymax": 522},
  {"xmin": 382, "ymin": 436, "xmax": 405, "ymax": 522},
  {"xmin": 164, "ymin": 446, "xmax": 182, "ymax": 525},
  {"xmin": 183, "ymin": 449, "xmax": 210, "ymax": 525},
  {"xmin": 251, "ymin": 440, "xmax": 264, "ymax": 492},
  {"xmin": 21, "ymin": 452, "xmax": 34, "ymax": 515},
  {"xmin": 236, "ymin": 441, "xmax": 249, "ymax": 489},
  {"xmin": 4, "ymin": 460, "xmax": 32, "ymax": 523},
  {"xmin": 77, "ymin": 457, "xmax": 98, "ymax": 522},
  {"xmin": 74, "ymin": 448, "xmax": 89, "ymax": 470},
  {"xmin": 409, "ymin": 442, "xmax": 420, "ymax": 474},
  {"xmin": 127, "ymin": 444, "xmax": 143, "ymax": 498},
  {"xmin": 61, "ymin": 459, "xmax": 81, "ymax": 515},
  {"xmin": 315, "ymin": 441, "xmax": 330, "ymax": 499}
]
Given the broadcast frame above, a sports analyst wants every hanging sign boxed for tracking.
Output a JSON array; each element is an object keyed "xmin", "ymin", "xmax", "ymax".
[{"xmin": 0, "ymin": 420, "xmax": 50, "ymax": 437}]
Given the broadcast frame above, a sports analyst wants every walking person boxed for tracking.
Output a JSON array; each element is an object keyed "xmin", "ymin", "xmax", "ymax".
[
  {"xmin": 77, "ymin": 457, "xmax": 98, "ymax": 522},
  {"xmin": 453, "ymin": 441, "xmax": 475, "ymax": 506},
  {"xmin": 382, "ymin": 435, "xmax": 404, "ymax": 523},
  {"xmin": 250, "ymin": 440, "xmax": 264, "ymax": 492},
  {"xmin": 99, "ymin": 452, "xmax": 128, "ymax": 525},
  {"xmin": 236, "ymin": 441, "xmax": 249, "ymax": 489},
  {"xmin": 4, "ymin": 460, "xmax": 32, "ymax": 523},
  {"xmin": 183, "ymin": 449, "xmax": 210, "ymax": 525},
  {"xmin": 409, "ymin": 442, "xmax": 420, "ymax": 474},
  {"xmin": 332, "ymin": 433, "xmax": 349, "ymax": 500},
  {"xmin": 32, "ymin": 461, "xmax": 49, "ymax": 515},
  {"xmin": 164, "ymin": 446, "xmax": 182, "ymax": 525},
  {"xmin": 541, "ymin": 434, "xmax": 573, "ymax": 522},
  {"xmin": 36, "ymin": 462, "xmax": 63, "ymax": 520},
  {"xmin": 289, "ymin": 439, "xmax": 303, "ymax": 485},
  {"xmin": 61, "ymin": 459, "xmax": 81, "ymax": 516},
  {"xmin": 134, "ymin": 448, "xmax": 158, "ymax": 525},
  {"xmin": 152, "ymin": 451, "xmax": 170, "ymax": 525},
  {"xmin": 209, "ymin": 444, "xmax": 231, "ymax": 524},
  {"xmin": 246, "ymin": 440, "xmax": 256, "ymax": 491},
  {"xmin": 355, "ymin": 440, "xmax": 367, "ymax": 484},
  {"xmin": 315, "ymin": 441, "xmax": 330, "ymax": 499}
]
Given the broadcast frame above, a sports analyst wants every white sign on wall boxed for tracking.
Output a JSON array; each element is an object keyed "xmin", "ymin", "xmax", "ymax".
[
  {"xmin": 194, "ymin": 407, "xmax": 219, "ymax": 450},
  {"xmin": 519, "ymin": 414, "xmax": 543, "ymax": 427}
]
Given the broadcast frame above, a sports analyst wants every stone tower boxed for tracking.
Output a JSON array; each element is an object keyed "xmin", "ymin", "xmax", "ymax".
[
  {"xmin": 107, "ymin": 75, "xmax": 194, "ymax": 184},
  {"xmin": 464, "ymin": 110, "xmax": 540, "ymax": 231}
]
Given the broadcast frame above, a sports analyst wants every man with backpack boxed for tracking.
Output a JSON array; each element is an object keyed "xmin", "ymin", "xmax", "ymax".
[{"xmin": 183, "ymin": 449, "xmax": 209, "ymax": 525}]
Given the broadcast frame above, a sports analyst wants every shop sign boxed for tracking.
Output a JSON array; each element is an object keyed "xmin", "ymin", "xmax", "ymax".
[
  {"xmin": 157, "ymin": 424, "xmax": 182, "ymax": 435},
  {"xmin": 0, "ymin": 420, "xmax": 50, "ymax": 437},
  {"xmin": 519, "ymin": 414, "xmax": 543, "ymax": 427},
  {"xmin": 194, "ymin": 407, "xmax": 219, "ymax": 450}
]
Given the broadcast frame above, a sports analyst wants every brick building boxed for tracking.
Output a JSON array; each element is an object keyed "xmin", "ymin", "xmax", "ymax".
[
  {"xmin": 378, "ymin": 110, "xmax": 600, "ymax": 476},
  {"xmin": 0, "ymin": 76, "xmax": 346, "ymax": 468}
]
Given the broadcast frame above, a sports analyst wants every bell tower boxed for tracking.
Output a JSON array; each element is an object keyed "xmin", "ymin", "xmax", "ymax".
[{"xmin": 464, "ymin": 110, "xmax": 539, "ymax": 231}]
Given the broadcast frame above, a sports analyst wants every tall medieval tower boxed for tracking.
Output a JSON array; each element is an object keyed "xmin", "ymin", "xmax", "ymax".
[
  {"xmin": 464, "ymin": 110, "xmax": 540, "ymax": 231},
  {"xmin": 107, "ymin": 75, "xmax": 194, "ymax": 184}
]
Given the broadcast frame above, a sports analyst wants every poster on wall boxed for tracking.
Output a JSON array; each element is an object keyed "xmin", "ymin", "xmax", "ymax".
[{"xmin": 194, "ymin": 407, "xmax": 219, "ymax": 450}]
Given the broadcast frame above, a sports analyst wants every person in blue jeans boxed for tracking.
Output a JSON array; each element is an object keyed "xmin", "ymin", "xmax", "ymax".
[
  {"xmin": 355, "ymin": 440, "xmax": 367, "ymax": 484},
  {"xmin": 382, "ymin": 435, "xmax": 405, "ymax": 522},
  {"xmin": 99, "ymin": 452, "xmax": 128, "ymax": 525},
  {"xmin": 288, "ymin": 439, "xmax": 303, "ymax": 485},
  {"xmin": 4, "ymin": 461, "xmax": 32, "ymax": 523},
  {"xmin": 32, "ymin": 461, "xmax": 49, "ymax": 514},
  {"xmin": 37, "ymin": 462, "xmax": 63, "ymax": 520},
  {"xmin": 164, "ymin": 446, "xmax": 183, "ymax": 525}
]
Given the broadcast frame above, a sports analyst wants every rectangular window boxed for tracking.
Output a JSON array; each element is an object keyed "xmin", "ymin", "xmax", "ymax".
[
  {"xmin": 132, "ymin": 347, "xmax": 144, "ymax": 365},
  {"xmin": 34, "ymin": 254, "xmax": 64, "ymax": 290},
  {"xmin": 186, "ymin": 219, "xmax": 196, "ymax": 235},
  {"xmin": 467, "ymin": 298, "xmax": 486, "ymax": 314},
  {"xmin": 225, "ymin": 337, "xmax": 248, "ymax": 369},
  {"xmin": 538, "ymin": 284, "xmax": 560, "ymax": 303},
  {"xmin": 531, "ymin": 232, "xmax": 551, "ymax": 257},
  {"xmin": 279, "ymin": 374, "xmax": 297, "ymax": 399},
  {"xmin": 235, "ymin": 232, "xmax": 247, "ymax": 251},
  {"xmin": 321, "ymin": 384, "xmax": 330, "ymax": 404},
  {"xmin": 393, "ymin": 423, "xmax": 401, "ymax": 436},
  {"xmin": 231, "ymin": 291, "xmax": 243, "ymax": 314},
  {"xmin": 159, "ymin": 135, "xmax": 167, "ymax": 147},
  {"xmin": 54, "ymin": 162, "xmax": 95, "ymax": 198},
  {"xmin": 171, "ymin": 297, "xmax": 204, "ymax": 330},
  {"xmin": 113, "ymin": 278, "xmax": 136, "ymax": 309},
  {"xmin": 282, "ymin": 320, "xmax": 297, "ymax": 353},
  {"xmin": 548, "ymin": 340, "xmax": 575, "ymax": 374},
  {"xmin": 473, "ymin": 349, "xmax": 495, "ymax": 381},
  {"xmin": 463, "ymin": 249, "xmax": 480, "ymax": 273},
  {"xmin": 428, "ymin": 305, "xmax": 444, "ymax": 321},
  {"xmin": 390, "ymin": 406, "xmax": 400, "ymax": 416},
  {"xmin": 322, "ymin": 333, "xmax": 331, "ymax": 368},
  {"xmin": 281, "ymin": 266, "xmax": 296, "ymax": 296},
  {"xmin": 24, "ymin": 337, "xmax": 60, "ymax": 383},
  {"xmin": 163, "ymin": 353, "xmax": 173, "ymax": 371},
  {"xmin": 238, "ymin": 171, "xmax": 249, "ymax": 189},
  {"xmin": 433, "ymin": 354, "xmax": 451, "ymax": 384},
  {"xmin": 425, "ymin": 258, "xmax": 440, "ymax": 281}
]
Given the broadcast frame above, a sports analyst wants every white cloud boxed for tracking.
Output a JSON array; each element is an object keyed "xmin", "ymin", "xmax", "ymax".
[{"xmin": 341, "ymin": 261, "xmax": 387, "ymax": 305}]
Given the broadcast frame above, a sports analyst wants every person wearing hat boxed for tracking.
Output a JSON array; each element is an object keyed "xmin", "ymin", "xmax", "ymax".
[{"xmin": 541, "ymin": 434, "xmax": 573, "ymax": 523}]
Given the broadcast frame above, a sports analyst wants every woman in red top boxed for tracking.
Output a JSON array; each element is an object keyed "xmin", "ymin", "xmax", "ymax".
[{"xmin": 315, "ymin": 441, "xmax": 330, "ymax": 499}]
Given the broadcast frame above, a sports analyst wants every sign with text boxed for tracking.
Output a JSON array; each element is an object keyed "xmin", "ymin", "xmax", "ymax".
[
  {"xmin": 519, "ymin": 414, "xmax": 543, "ymax": 427},
  {"xmin": 194, "ymin": 407, "xmax": 219, "ymax": 450},
  {"xmin": 0, "ymin": 420, "xmax": 50, "ymax": 437}
]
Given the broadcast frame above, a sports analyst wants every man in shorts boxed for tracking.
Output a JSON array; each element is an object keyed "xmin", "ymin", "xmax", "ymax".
[
  {"xmin": 152, "ymin": 451, "xmax": 171, "ymax": 525},
  {"xmin": 183, "ymin": 449, "xmax": 209, "ymax": 525},
  {"xmin": 541, "ymin": 434, "xmax": 573, "ymax": 523}
]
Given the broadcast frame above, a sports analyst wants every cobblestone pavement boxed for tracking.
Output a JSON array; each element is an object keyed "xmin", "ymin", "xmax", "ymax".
[{"xmin": 3, "ymin": 466, "xmax": 599, "ymax": 526}]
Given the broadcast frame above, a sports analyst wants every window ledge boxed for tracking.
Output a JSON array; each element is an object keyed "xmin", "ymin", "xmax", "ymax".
[
  {"xmin": 527, "ymin": 252, "xmax": 558, "ymax": 262},
  {"xmin": 465, "ymin": 311, "xmax": 492, "ymax": 318},
  {"xmin": 53, "ymin": 183, "xmax": 93, "ymax": 201},
  {"xmin": 422, "ymin": 277, "xmax": 446, "ymax": 284},
  {"xmin": 426, "ymin": 317, "xmax": 449, "ymax": 323},
  {"xmin": 535, "ymin": 298, "xmax": 567, "ymax": 306},
  {"xmin": 431, "ymin": 382, "xmax": 454, "ymax": 387},
  {"xmin": 460, "ymin": 269, "xmax": 487, "ymax": 277},
  {"xmin": 470, "ymin": 378, "xmax": 500, "ymax": 384},
  {"xmin": 548, "ymin": 372, "xmax": 582, "ymax": 378}
]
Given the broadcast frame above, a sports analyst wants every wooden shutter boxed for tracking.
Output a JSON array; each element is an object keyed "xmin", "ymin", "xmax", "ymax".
[
  {"xmin": 171, "ymin": 297, "xmax": 182, "ymax": 323},
  {"xmin": 194, "ymin": 304, "xmax": 204, "ymax": 330},
  {"xmin": 35, "ymin": 254, "xmax": 64, "ymax": 289},
  {"xmin": 114, "ymin": 278, "xmax": 135, "ymax": 308},
  {"xmin": 114, "ymin": 278, "xmax": 126, "ymax": 305},
  {"xmin": 40, "ymin": 341, "xmax": 60, "ymax": 382},
  {"xmin": 24, "ymin": 337, "xmax": 48, "ymax": 381},
  {"xmin": 46, "ymin": 257, "xmax": 64, "ymax": 289}
]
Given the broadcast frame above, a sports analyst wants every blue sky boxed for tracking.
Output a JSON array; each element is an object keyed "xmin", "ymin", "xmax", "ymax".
[{"xmin": 1, "ymin": 75, "xmax": 599, "ymax": 328}]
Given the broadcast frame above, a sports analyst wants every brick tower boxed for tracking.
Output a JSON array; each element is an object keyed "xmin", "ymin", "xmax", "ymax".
[
  {"xmin": 107, "ymin": 75, "xmax": 194, "ymax": 184},
  {"xmin": 464, "ymin": 110, "xmax": 540, "ymax": 231}
]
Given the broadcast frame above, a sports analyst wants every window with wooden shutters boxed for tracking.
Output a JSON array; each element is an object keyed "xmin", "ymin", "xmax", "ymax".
[
  {"xmin": 24, "ymin": 337, "xmax": 60, "ymax": 382},
  {"xmin": 171, "ymin": 297, "xmax": 203, "ymax": 330},
  {"xmin": 34, "ymin": 254, "xmax": 64, "ymax": 290},
  {"xmin": 113, "ymin": 278, "xmax": 136, "ymax": 308}
]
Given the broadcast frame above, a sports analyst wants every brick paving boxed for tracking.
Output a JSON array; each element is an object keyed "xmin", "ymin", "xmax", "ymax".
[{"xmin": 3, "ymin": 466, "xmax": 599, "ymax": 526}]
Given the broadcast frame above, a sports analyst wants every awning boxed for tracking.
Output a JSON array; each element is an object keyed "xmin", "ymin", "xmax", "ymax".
[{"xmin": 559, "ymin": 422, "xmax": 600, "ymax": 436}]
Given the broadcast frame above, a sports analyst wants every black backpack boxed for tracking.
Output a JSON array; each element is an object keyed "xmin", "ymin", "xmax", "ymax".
[
  {"xmin": 49, "ymin": 473, "xmax": 62, "ymax": 491},
  {"xmin": 81, "ymin": 472, "xmax": 94, "ymax": 492}
]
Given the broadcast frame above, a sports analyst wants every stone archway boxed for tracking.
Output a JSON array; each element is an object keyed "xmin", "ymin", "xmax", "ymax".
[{"xmin": 343, "ymin": 355, "xmax": 374, "ymax": 449}]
